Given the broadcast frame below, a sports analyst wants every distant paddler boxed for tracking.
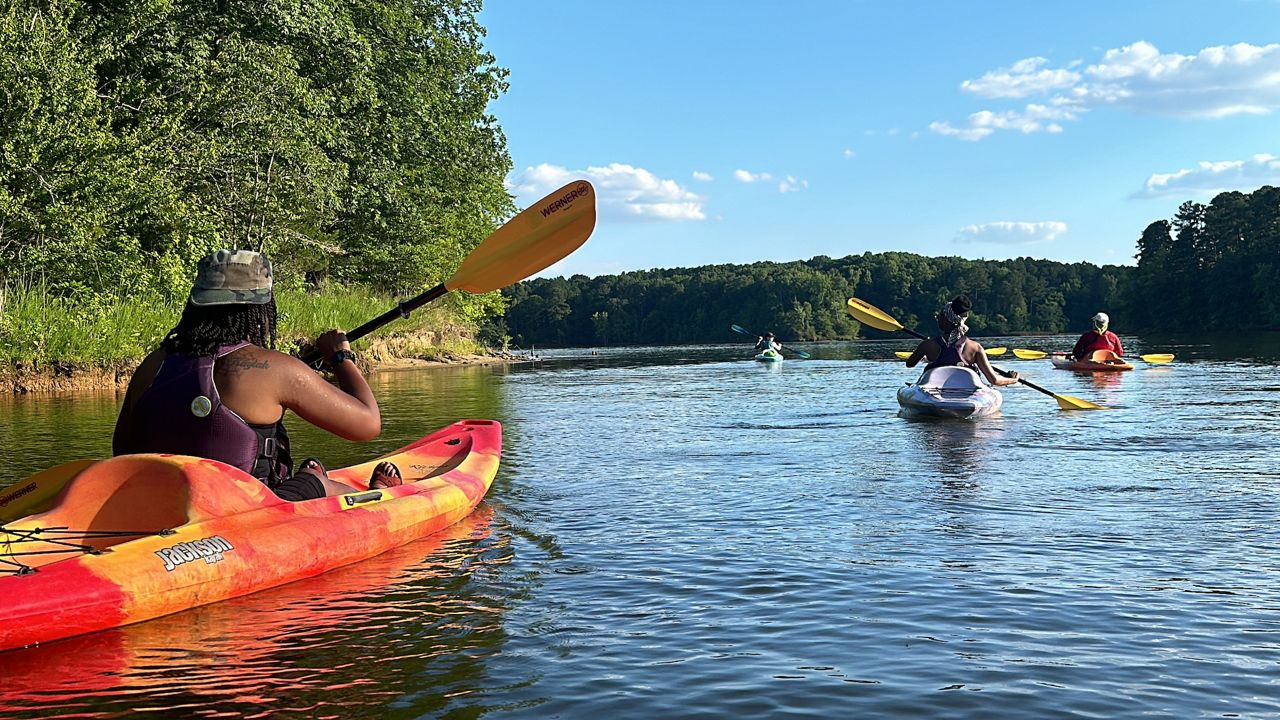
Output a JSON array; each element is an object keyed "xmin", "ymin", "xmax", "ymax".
[{"xmin": 1070, "ymin": 312, "xmax": 1124, "ymax": 361}]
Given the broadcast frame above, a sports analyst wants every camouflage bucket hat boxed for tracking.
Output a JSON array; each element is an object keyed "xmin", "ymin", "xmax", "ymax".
[{"xmin": 189, "ymin": 249, "xmax": 274, "ymax": 306}]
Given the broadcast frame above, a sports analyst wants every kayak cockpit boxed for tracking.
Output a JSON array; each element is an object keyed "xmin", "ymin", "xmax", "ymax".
[{"xmin": 1, "ymin": 455, "xmax": 277, "ymax": 570}]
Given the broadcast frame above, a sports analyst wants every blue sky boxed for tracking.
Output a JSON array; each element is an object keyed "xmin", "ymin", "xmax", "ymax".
[{"xmin": 479, "ymin": 1, "xmax": 1280, "ymax": 278}]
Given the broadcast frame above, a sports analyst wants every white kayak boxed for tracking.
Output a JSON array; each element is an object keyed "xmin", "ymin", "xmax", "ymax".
[
  {"xmin": 896, "ymin": 366, "xmax": 1002, "ymax": 420},
  {"xmin": 754, "ymin": 349, "xmax": 783, "ymax": 363}
]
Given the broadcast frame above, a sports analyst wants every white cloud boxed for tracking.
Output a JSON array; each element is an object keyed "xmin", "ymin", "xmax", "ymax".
[
  {"xmin": 955, "ymin": 221, "xmax": 1068, "ymax": 245},
  {"xmin": 692, "ymin": 170, "xmax": 713, "ymax": 182},
  {"xmin": 961, "ymin": 57, "xmax": 1082, "ymax": 98},
  {"xmin": 508, "ymin": 163, "xmax": 706, "ymax": 222},
  {"xmin": 842, "ymin": 148, "xmax": 856, "ymax": 159},
  {"xmin": 734, "ymin": 169, "xmax": 773, "ymax": 183},
  {"xmin": 934, "ymin": 41, "xmax": 1280, "ymax": 140},
  {"xmin": 1139, "ymin": 153, "xmax": 1280, "ymax": 196},
  {"xmin": 778, "ymin": 176, "xmax": 809, "ymax": 193},
  {"xmin": 928, "ymin": 121, "xmax": 993, "ymax": 142}
]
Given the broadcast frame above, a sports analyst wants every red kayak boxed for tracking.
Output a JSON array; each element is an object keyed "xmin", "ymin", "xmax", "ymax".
[
  {"xmin": 1051, "ymin": 349, "xmax": 1134, "ymax": 372},
  {"xmin": 0, "ymin": 419, "xmax": 500, "ymax": 652}
]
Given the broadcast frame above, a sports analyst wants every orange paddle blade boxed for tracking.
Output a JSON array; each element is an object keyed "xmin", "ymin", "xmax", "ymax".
[{"xmin": 448, "ymin": 180, "xmax": 597, "ymax": 293}]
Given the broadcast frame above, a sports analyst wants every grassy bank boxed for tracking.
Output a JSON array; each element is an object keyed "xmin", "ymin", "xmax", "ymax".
[{"xmin": 0, "ymin": 283, "xmax": 490, "ymax": 371}]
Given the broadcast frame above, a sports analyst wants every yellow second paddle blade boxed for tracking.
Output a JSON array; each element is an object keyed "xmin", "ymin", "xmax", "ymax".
[
  {"xmin": 894, "ymin": 351, "xmax": 911, "ymax": 359},
  {"xmin": 1141, "ymin": 353, "xmax": 1175, "ymax": 364},
  {"xmin": 1013, "ymin": 348, "xmax": 1047, "ymax": 360},
  {"xmin": 1054, "ymin": 393, "xmax": 1106, "ymax": 411},
  {"xmin": 448, "ymin": 180, "xmax": 597, "ymax": 294},
  {"xmin": 985, "ymin": 347, "xmax": 1007, "ymax": 357},
  {"xmin": 845, "ymin": 297, "xmax": 905, "ymax": 332},
  {"xmin": 0, "ymin": 459, "xmax": 96, "ymax": 523}
]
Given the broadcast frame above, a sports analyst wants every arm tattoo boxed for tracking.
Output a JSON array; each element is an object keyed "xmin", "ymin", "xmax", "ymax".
[{"xmin": 221, "ymin": 354, "xmax": 270, "ymax": 377}]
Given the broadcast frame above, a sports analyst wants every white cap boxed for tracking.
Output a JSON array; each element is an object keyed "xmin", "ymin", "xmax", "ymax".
[{"xmin": 1092, "ymin": 312, "xmax": 1109, "ymax": 327}]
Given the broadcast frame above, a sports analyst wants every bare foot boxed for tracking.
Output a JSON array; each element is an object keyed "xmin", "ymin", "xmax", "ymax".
[{"xmin": 370, "ymin": 461, "xmax": 402, "ymax": 489}]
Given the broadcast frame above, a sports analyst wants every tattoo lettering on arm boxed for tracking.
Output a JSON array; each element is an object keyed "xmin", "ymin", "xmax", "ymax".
[{"xmin": 221, "ymin": 354, "xmax": 270, "ymax": 377}]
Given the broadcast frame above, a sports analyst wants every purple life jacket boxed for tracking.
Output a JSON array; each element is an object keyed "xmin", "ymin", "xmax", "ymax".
[
  {"xmin": 124, "ymin": 341, "xmax": 291, "ymax": 484},
  {"xmin": 925, "ymin": 334, "xmax": 969, "ymax": 370}
]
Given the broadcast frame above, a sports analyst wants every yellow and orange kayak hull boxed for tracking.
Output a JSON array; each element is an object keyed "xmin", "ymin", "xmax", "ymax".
[{"xmin": 0, "ymin": 419, "xmax": 500, "ymax": 652}]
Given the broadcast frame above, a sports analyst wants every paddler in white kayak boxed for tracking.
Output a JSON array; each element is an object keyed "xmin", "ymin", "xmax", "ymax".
[
  {"xmin": 903, "ymin": 295, "xmax": 1019, "ymax": 386},
  {"xmin": 112, "ymin": 249, "xmax": 402, "ymax": 501}
]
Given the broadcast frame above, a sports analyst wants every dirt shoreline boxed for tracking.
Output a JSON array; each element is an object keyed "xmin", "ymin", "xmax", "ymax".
[{"xmin": 1, "ymin": 351, "xmax": 532, "ymax": 395}]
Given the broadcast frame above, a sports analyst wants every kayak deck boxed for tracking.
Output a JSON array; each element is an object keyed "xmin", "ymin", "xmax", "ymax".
[
  {"xmin": 0, "ymin": 419, "xmax": 500, "ymax": 652},
  {"xmin": 897, "ymin": 366, "xmax": 1002, "ymax": 420}
]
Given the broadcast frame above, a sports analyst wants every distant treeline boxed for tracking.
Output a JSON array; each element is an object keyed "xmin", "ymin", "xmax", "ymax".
[{"xmin": 499, "ymin": 185, "xmax": 1279, "ymax": 346}]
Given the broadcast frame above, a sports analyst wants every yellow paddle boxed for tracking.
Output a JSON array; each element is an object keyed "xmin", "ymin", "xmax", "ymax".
[
  {"xmin": 302, "ymin": 180, "xmax": 597, "ymax": 365},
  {"xmin": 1014, "ymin": 348, "xmax": 1176, "ymax": 364},
  {"xmin": 899, "ymin": 347, "xmax": 1004, "ymax": 359},
  {"xmin": 846, "ymin": 297, "xmax": 1105, "ymax": 411}
]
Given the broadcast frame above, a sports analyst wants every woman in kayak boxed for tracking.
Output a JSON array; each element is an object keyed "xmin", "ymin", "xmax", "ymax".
[
  {"xmin": 903, "ymin": 295, "xmax": 1019, "ymax": 387},
  {"xmin": 1070, "ymin": 312, "xmax": 1124, "ymax": 360},
  {"xmin": 112, "ymin": 249, "xmax": 402, "ymax": 501},
  {"xmin": 755, "ymin": 332, "xmax": 782, "ymax": 353}
]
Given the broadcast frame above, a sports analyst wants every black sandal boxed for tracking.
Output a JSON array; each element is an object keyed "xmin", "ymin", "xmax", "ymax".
[{"xmin": 370, "ymin": 461, "xmax": 402, "ymax": 489}]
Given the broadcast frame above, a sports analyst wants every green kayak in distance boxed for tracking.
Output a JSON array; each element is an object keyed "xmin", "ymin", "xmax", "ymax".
[{"xmin": 754, "ymin": 349, "xmax": 783, "ymax": 363}]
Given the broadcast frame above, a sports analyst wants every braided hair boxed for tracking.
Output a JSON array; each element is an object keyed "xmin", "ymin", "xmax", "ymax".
[{"xmin": 161, "ymin": 300, "xmax": 278, "ymax": 356}]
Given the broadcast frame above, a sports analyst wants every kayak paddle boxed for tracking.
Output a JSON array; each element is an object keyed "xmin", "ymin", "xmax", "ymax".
[
  {"xmin": 896, "ymin": 348, "xmax": 1002, "ymax": 360},
  {"xmin": 845, "ymin": 297, "xmax": 1105, "ymax": 411},
  {"xmin": 1014, "ymin": 348, "xmax": 1175, "ymax": 364},
  {"xmin": 730, "ymin": 324, "xmax": 811, "ymax": 359},
  {"xmin": 302, "ymin": 180, "xmax": 597, "ymax": 365}
]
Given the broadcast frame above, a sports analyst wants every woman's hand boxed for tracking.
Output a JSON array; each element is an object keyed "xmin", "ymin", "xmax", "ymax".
[{"xmin": 315, "ymin": 330, "xmax": 351, "ymax": 359}]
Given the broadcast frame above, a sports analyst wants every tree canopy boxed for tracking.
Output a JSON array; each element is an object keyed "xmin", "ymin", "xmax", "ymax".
[{"xmin": 1, "ymin": 0, "xmax": 512, "ymax": 317}]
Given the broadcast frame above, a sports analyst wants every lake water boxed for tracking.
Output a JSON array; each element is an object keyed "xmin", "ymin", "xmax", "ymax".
[{"xmin": 2, "ymin": 335, "xmax": 1278, "ymax": 718}]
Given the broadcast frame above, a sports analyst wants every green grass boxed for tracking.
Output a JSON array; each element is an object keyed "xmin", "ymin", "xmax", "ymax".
[{"xmin": 0, "ymin": 283, "xmax": 485, "ymax": 368}]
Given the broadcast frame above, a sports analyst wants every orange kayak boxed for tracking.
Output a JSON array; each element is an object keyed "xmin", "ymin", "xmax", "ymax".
[
  {"xmin": 1051, "ymin": 349, "xmax": 1134, "ymax": 372},
  {"xmin": 0, "ymin": 419, "xmax": 500, "ymax": 652}
]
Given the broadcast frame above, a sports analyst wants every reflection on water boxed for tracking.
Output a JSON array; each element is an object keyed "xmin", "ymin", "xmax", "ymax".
[
  {"xmin": 0, "ymin": 507, "xmax": 508, "ymax": 718},
  {"xmin": 2, "ymin": 333, "xmax": 1279, "ymax": 718},
  {"xmin": 903, "ymin": 417, "xmax": 1000, "ymax": 481}
]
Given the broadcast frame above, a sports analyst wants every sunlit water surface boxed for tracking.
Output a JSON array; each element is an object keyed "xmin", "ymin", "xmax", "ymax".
[{"xmin": 1, "ymin": 335, "xmax": 1278, "ymax": 718}]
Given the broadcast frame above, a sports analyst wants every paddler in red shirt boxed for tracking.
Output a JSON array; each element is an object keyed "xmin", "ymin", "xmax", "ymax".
[{"xmin": 1071, "ymin": 312, "xmax": 1124, "ymax": 360}]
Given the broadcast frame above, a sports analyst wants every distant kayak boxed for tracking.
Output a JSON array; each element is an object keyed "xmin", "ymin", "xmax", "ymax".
[
  {"xmin": 1051, "ymin": 349, "xmax": 1134, "ymax": 372},
  {"xmin": 0, "ymin": 420, "xmax": 500, "ymax": 652},
  {"xmin": 754, "ymin": 349, "xmax": 783, "ymax": 363},
  {"xmin": 896, "ymin": 366, "xmax": 1002, "ymax": 420}
]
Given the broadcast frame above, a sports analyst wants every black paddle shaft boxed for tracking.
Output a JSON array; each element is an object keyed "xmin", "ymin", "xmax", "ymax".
[{"xmin": 299, "ymin": 283, "xmax": 448, "ymax": 366}]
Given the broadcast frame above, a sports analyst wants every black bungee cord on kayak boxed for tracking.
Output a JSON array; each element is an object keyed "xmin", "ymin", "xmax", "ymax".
[{"xmin": 0, "ymin": 525, "xmax": 174, "ymax": 575}]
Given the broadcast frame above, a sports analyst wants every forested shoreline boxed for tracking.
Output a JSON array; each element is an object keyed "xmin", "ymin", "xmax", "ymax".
[
  {"xmin": 499, "ymin": 184, "xmax": 1280, "ymax": 347},
  {"xmin": 1, "ymin": 0, "xmax": 512, "ymax": 373}
]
